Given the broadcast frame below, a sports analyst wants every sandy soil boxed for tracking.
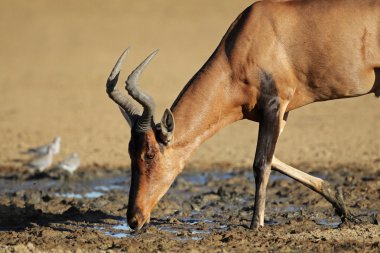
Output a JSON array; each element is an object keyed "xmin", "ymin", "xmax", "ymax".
[
  {"xmin": 0, "ymin": 0, "xmax": 379, "ymax": 169},
  {"xmin": 0, "ymin": 0, "xmax": 379, "ymax": 252}
]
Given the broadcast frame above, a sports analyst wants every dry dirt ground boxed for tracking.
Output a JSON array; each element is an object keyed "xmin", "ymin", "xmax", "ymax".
[
  {"xmin": 0, "ymin": 0, "xmax": 379, "ymax": 252},
  {"xmin": 0, "ymin": 166, "xmax": 379, "ymax": 252}
]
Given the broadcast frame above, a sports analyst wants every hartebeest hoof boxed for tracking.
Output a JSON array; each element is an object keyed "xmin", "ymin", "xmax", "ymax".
[
  {"xmin": 320, "ymin": 184, "xmax": 363, "ymax": 225},
  {"xmin": 249, "ymin": 223, "xmax": 262, "ymax": 230},
  {"xmin": 249, "ymin": 218, "xmax": 263, "ymax": 230},
  {"xmin": 320, "ymin": 183, "xmax": 351, "ymax": 219},
  {"xmin": 340, "ymin": 212, "xmax": 361, "ymax": 226}
]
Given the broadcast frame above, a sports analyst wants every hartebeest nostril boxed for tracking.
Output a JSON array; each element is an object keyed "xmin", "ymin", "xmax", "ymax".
[{"xmin": 127, "ymin": 216, "xmax": 139, "ymax": 230}]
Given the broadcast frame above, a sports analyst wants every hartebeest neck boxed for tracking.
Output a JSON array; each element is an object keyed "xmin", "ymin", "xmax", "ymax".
[{"xmin": 169, "ymin": 55, "xmax": 247, "ymax": 167}]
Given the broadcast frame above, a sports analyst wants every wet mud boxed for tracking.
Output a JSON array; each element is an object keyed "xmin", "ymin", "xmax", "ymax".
[{"xmin": 0, "ymin": 165, "xmax": 379, "ymax": 252}]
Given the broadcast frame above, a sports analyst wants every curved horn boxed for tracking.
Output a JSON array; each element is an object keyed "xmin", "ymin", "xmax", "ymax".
[
  {"xmin": 107, "ymin": 48, "xmax": 141, "ymax": 127},
  {"xmin": 125, "ymin": 50, "xmax": 159, "ymax": 132}
]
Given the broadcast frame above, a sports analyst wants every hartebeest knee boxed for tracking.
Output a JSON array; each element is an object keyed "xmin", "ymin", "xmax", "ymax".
[{"xmin": 106, "ymin": 0, "xmax": 380, "ymax": 230}]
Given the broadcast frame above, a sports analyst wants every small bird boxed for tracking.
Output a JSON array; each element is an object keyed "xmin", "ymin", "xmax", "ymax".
[
  {"xmin": 56, "ymin": 153, "xmax": 80, "ymax": 174},
  {"xmin": 25, "ymin": 146, "xmax": 54, "ymax": 172},
  {"xmin": 25, "ymin": 136, "xmax": 61, "ymax": 156}
]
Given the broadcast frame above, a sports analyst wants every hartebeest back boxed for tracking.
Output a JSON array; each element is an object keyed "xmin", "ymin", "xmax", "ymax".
[{"xmin": 106, "ymin": 0, "xmax": 380, "ymax": 230}]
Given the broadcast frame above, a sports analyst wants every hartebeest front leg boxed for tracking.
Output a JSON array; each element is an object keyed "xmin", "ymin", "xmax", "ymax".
[
  {"xmin": 250, "ymin": 98, "xmax": 281, "ymax": 229},
  {"xmin": 271, "ymin": 157, "xmax": 352, "ymax": 221},
  {"xmin": 250, "ymin": 91, "xmax": 283, "ymax": 229}
]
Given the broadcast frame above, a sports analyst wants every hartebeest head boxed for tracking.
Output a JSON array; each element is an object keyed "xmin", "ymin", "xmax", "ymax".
[{"xmin": 106, "ymin": 49, "xmax": 180, "ymax": 230}]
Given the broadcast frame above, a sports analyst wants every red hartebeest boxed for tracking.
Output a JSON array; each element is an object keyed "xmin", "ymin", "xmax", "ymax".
[{"xmin": 106, "ymin": 0, "xmax": 380, "ymax": 230}]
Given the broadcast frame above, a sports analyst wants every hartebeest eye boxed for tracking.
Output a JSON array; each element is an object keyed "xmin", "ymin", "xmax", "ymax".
[
  {"xmin": 145, "ymin": 152, "xmax": 155, "ymax": 160},
  {"xmin": 145, "ymin": 145, "xmax": 156, "ymax": 160}
]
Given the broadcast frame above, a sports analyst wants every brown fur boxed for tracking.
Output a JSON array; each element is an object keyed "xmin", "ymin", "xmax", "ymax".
[{"xmin": 109, "ymin": 0, "xmax": 380, "ymax": 230}]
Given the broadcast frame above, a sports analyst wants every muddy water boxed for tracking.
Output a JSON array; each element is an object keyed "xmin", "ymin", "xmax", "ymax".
[{"xmin": 0, "ymin": 166, "xmax": 379, "ymax": 252}]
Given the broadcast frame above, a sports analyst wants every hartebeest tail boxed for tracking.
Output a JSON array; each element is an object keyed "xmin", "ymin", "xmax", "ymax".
[{"xmin": 106, "ymin": 0, "xmax": 379, "ymax": 230}]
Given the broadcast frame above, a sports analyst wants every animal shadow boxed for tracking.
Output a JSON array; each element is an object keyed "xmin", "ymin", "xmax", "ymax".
[{"xmin": 0, "ymin": 204, "xmax": 123, "ymax": 232}]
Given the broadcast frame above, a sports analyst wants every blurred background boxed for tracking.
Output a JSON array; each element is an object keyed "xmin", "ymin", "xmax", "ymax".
[{"xmin": 0, "ymin": 0, "xmax": 379, "ymax": 169}]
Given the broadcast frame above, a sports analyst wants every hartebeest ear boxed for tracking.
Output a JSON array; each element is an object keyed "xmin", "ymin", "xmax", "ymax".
[{"xmin": 158, "ymin": 109, "xmax": 175, "ymax": 145}]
